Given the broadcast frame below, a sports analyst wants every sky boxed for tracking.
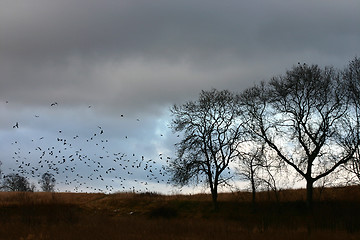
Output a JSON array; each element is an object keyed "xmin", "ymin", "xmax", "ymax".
[{"xmin": 0, "ymin": 0, "xmax": 359, "ymax": 194}]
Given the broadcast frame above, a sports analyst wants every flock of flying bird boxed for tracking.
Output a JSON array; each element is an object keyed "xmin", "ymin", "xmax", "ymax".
[{"xmin": 2, "ymin": 100, "xmax": 173, "ymax": 193}]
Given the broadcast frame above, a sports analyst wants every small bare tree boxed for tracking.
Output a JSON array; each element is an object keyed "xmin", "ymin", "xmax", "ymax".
[
  {"xmin": 257, "ymin": 152, "xmax": 287, "ymax": 203},
  {"xmin": 168, "ymin": 89, "xmax": 245, "ymax": 209},
  {"xmin": 39, "ymin": 172, "xmax": 56, "ymax": 192},
  {"xmin": 237, "ymin": 143, "xmax": 265, "ymax": 205}
]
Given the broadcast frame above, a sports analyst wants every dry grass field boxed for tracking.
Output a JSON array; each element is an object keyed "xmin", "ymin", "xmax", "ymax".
[{"xmin": 1, "ymin": 186, "xmax": 360, "ymax": 240}]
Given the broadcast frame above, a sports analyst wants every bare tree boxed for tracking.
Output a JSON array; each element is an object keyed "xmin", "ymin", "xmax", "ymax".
[
  {"xmin": 237, "ymin": 143, "xmax": 265, "ymax": 205},
  {"xmin": 240, "ymin": 63, "xmax": 360, "ymax": 208},
  {"xmin": 343, "ymin": 57, "xmax": 360, "ymax": 182},
  {"xmin": 168, "ymin": 89, "xmax": 244, "ymax": 208},
  {"xmin": 39, "ymin": 172, "xmax": 56, "ymax": 192},
  {"xmin": 257, "ymin": 150, "xmax": 288, "ymax": 203},
  {"xmin": 1, "ymin": 173, "xmax": 33, "ymax": 192}
]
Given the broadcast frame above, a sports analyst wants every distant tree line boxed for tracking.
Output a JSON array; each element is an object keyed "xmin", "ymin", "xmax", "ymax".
[
  {"xmin": 0, "ymin": 164, "xmax": 56, "ymax": 192},
  {"xmin": 168, "ymin": 57, "xmax": 360, "ymax": 209}
]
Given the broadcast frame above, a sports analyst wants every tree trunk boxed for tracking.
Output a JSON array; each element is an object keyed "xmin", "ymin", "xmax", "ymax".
[
  {"xmin": 251, "ymin": 177, "xmax": 256, "ymax": 205},
  {"xmin": 211, "ymin": 181, "xmax": 218, "ymax": 210},
  {"xmin": 306, "ymin": 179, "xmax": 314, "ymax": 210},
  {"xmin": 212, "ymin": 189, "xmax": 218, "ymax": 210},
  {"xmin": 250, "ymin": 166, "xmax": 256, "ymax": 205}
]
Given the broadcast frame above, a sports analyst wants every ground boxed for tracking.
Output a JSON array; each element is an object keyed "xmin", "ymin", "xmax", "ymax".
[{"xmin": 0, "ymin": 187, "xmax": 360, "ymax": 240}]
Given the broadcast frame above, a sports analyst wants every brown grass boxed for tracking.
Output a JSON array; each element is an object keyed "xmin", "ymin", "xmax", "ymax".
[{"xmin": 1, "ymin": 186, "xmax": 360, "ymax": 240}]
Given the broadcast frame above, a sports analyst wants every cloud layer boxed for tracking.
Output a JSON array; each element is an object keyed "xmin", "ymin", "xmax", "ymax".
[{"xmin": 0, "ymin": 0, "xmax": 359, "ymax": 193}]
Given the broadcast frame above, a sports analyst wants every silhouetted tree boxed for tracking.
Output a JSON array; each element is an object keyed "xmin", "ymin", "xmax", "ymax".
[
  {"xmin": 240, "ymin": 63, "xmax": 360, "ymax": 209},
  {"xmin": 169, "ymin": 89, "xmax": 245, "ymax": 209},
  {"xmin": 256, "ymin": 150, "xmax": 288, "ymax": 203},
  {"xmin": 39, "ymin": 172, "xmax": 56, "ymax": 192},
  {"xmin": 1, "ymin": 173, "xmax": 33, "ymax": 192},
  {"xmin": 237, "ymin": 143, "xmax": 265, "ymax": 205},
  {"xmin": 343, "ymin": 57, "xmax": 360, "ymax": 182}
]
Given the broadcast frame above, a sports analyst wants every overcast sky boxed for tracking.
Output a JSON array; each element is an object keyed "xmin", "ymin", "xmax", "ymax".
[{"xmin": 0, "ymin": 0, "xmax": 359, "ymax": 193}]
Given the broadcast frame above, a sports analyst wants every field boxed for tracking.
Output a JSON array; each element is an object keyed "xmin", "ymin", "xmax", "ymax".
[{"xmin": 1, "ymin": 186, "xmax": 360, "ymax": 240}]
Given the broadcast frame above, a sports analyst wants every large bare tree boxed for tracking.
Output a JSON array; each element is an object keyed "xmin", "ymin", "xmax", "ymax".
[
  {"xmin": 240, "ymin": 63, "xmax": 360, "ymax": 208},
  {"xmin": 168, "ymin": 89, "xmax": 244, "ymax": 208}
]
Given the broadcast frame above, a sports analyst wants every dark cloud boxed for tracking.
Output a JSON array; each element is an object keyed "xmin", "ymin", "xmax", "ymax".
[
  {"xmin": 2, "ymin": 1, "xmax": 358, "ymax": 62},
  {"xmin": 1, "ymin": 0, "xmax": 359, "ymax": 105}
]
